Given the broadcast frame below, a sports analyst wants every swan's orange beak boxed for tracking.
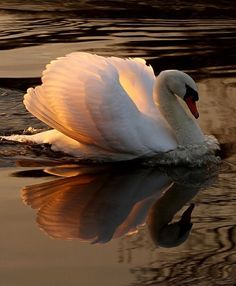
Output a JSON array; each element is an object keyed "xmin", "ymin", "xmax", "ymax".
[{"xmin": 184, "ymin": 97, "xmax": 199, "ymax": 119}]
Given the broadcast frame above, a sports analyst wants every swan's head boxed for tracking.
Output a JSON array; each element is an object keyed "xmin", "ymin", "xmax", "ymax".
[{"xmin": 158, "ymin": 70, "xmax": 199, "ymax": 118}]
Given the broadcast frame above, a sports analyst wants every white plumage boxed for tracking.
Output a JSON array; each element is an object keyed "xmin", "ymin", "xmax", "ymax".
[{"xmin": 3, "ymin": 52, "xmax": 219, "ymax": 164}]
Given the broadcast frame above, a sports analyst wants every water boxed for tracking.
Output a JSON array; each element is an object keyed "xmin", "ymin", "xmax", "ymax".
[{"xmin": 0, "ymin": 1, "xmax": 236, "ymax": 285}]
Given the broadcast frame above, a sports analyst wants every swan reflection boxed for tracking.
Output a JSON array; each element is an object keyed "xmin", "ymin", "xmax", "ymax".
[{"xmin": 20, "ymin": 163, "xmax": 218, "ymax": 247}]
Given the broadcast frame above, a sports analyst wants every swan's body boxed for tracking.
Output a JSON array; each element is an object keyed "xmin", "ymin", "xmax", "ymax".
[{"xmin": 3, "ymin": 52, "xmax": 219, "ymax": 164}]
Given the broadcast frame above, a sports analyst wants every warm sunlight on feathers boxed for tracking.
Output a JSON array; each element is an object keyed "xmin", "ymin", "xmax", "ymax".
[{"xmin": 3, "ymin": 52, "xmax": 219, "ymax": 164}]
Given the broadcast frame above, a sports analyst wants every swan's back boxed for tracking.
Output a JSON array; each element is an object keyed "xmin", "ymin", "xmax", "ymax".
[{"xmin": 24, "ymin": 52, "xmax": 177, "ymax": 159}]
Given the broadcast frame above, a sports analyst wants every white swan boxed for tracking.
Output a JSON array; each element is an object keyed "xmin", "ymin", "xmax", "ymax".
[{"xmin": 3, "ymin": 52, "xmax": 219, "ymax": 164}]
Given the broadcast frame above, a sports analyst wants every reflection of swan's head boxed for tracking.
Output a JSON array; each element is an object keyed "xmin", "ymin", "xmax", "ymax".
[
  {"xmin": 156, "ymin": 70, "xmax": 199, "ymax": 118},
  {"xmin": 156, "ymin": 204, "xmax": 194, "ymax": 248},
  {"xmin": 147, "ymin": 173, "xmax": 199, "ymax": 249},
  {"xmin": 147, "ymin": 165, "xmax": 219, "ymax": 248}
]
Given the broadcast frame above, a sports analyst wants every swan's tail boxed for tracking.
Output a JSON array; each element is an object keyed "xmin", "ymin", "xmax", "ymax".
[
  {"xmin": 0, "ymin": 129, "xmax": 57, "ymax": 145},
  {"xmin": 1, "ymin": 134, "xmax": 35, "ymax": 143}
]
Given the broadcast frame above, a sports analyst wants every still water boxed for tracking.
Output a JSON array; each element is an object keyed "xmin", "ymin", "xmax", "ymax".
[{"xmin": 0, "ymin": 1, "xmax": 236, "ymax": 285}]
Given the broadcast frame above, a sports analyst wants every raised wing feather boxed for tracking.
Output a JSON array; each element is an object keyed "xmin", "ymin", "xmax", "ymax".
[
  {"xmin": 108, "ymin": 57, "xmax": 156, "ymax": 115},
  {"xmin": 24, "ymin": 52, "xmax": 156, "ymax": 153}
]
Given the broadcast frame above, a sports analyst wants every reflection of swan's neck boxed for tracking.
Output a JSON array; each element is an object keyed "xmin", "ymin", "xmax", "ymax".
[{"xmin": 154, "ymin": 75, "xmax": 204, "ymax": 145}]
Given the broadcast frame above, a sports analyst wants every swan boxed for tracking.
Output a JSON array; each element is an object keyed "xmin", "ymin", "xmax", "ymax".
[{"xmin": 2, "ymin": 52, "xmax": 219, "ymax": 165}]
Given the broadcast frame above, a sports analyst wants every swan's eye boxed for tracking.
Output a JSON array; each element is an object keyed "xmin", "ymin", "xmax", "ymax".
[{"xmin": 184, "ymin": 84, "xmax": 199, "ymax": 101}]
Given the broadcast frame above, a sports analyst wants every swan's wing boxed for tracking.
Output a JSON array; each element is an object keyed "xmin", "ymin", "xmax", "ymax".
[
  {"xmin": 108, "ymin": 56, "xmax": 156, "ymax": 114},
  {"xmin": 24, "ymin": 52, "xmax": 155, "ymax": 153}
]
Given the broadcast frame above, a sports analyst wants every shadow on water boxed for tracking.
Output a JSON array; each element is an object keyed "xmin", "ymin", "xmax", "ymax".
[
  {"xmin": 5, "ymin": 155, "xmax": 236, "ymax": 285},
  {"xmin": 9, "ymin": 158, "xmax": 236, "ymax": 286},
  {"xmin": 12, "ymin": 162, "xmax": 219, "ymax": 247}
]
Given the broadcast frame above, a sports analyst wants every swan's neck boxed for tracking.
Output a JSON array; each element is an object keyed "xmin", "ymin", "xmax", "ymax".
[{"xmin": 154, "ymin": 79, "xmax": 204, "ymax": 145}]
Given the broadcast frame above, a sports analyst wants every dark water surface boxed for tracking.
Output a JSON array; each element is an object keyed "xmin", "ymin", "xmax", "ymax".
[{"xmin": 0, "ymin": 1, "xmax": 236, "ymax": 286}]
